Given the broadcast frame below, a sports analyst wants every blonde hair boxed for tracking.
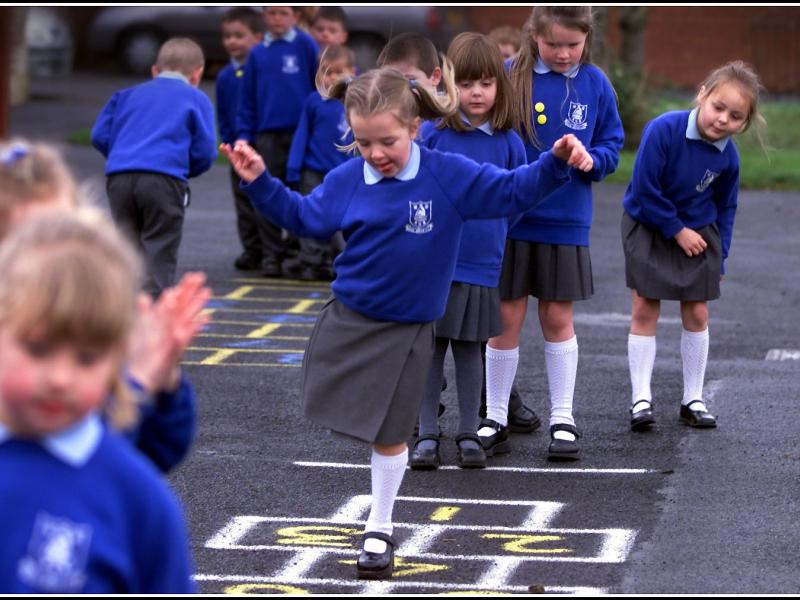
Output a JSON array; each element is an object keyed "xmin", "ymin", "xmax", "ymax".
[
  {"xmin": 0, "ymin": 209, "xmax": 143, "ymax": 429},
  {"xmin": 324, "ymin": 64, "xmax": 459, "ymax": 153},
  {"xmin": 440, "ymin": 32, "xmax": 515, "ymax": 133},
  {"xmin": 155, "ymin": 37, "xmax": 205, "ymax": 76},
  {"xmin": 0, "ymin": 139, "xmax": 79, "ymax": 239},
  {"xmin": 313, "ymin": 44, "xmax": 356, "ymax": 92}
]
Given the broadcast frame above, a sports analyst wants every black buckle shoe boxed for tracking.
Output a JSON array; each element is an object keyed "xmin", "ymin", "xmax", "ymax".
[
  {"xmin": 477, "ymin": 418, "xmax": 510, "ymax": 456},
  {"xmin": 261, "ymin": 257, "xmax": 283, "ymax": 278},
  {"xmin": 234, "ymin": 251, "xmax": 263, "ymax": 271},
  {"xmin": 680, "ymin": 400, "xmax": 717, "ymax": 428},
  {"xmin": 408, "ymin": 435, "xmax": 440, "ymax": 470},
  {"xmin": 455, "ymin": 433, "xmax": 486, "ymax": 469},
  {"xmin": 630, "ymin": 399, "xmax": 655, "ymax": 431},
  {"xmin": 508, "ymin": 403, "xmax": 542, "ymax": 433},
  {"xmin": 356, "ymin": 532, "xmax": 396, "ymax": 580},
  {"xmin": 547, "ymin": 423, "xmax": 581, "ymax": 461}
]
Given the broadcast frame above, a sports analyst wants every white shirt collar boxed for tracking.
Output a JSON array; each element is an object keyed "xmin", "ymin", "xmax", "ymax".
[
  {"xmin": 686, "ymin": 108, "xmax": 729, "ymax": 152},
  {"xmin": 230, "ymin": 58, "xmax": 243, "ymax": 70},
  {"xmin": 157, "ymin": 71, "xmax": 190, "ymax": 85},
  {"xmin": 460, "ymin": 110, "xmax": 494, "ymax": 135},
  {"xmin": 264, "ymin": 28, "xmax": 297, "ymax": 46},
  {"xmin": 0, "ymin": 413, "xmax": 103, "ymax": 468},
  {"xmin": 533, "ymin": 58, "xmax": 580, "ymax": 79},
  {"xmin": 363, "ymin": 141, "xmax": 420, "ymax": 185}
]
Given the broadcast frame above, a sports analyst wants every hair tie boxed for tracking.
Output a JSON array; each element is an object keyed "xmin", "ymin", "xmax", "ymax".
[
  {"xmin": 409, "ymin": 79, "xmax": 418, "ymax": 90},
  {"xmin": 0, "ymin": 144, "xmax": 28, "ymax": 167}
]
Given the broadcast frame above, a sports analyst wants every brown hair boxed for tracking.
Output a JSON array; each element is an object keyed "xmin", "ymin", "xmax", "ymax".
[
  {"xmin": 510, "ymin": 6, "xmax": 594, "ymax": 146},
  {"xmin": 440, "ymin": 32, "xmax": 515, "ymax": 133},
  {"xmin": 155, "ymin": 37, "xmax": 205, "ymax": 75},
  {"xmin": 376, "ymin": 32, "xmax": 440, "ymax": 78},
  {"xmin": 488, "ymin": 25, "xmax": 522, "ymax": 53},
  {"xmin": 0, "ymin": 209, "xmax": 143, "ymax": 429},
  {"xmin": 312, "ymin": 6, "xmax": 347, "ymax": 30}
]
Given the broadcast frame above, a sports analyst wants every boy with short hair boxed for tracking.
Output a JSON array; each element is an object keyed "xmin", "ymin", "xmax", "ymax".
[
  {"xmin": 216, "ymin": 7, "xmax": 266, "ymax": 271},
  {"xmin": 310, "ymin": 6, "xmax": 349, "ymax": 51},
  {"xmin": 235, "ymin": 6, "xmax": 319, "ymax": 277},
  {"xmin": 376, "ymin": 32, "xmax": 442, "ymax": 93},
  {"xmin": 91, "ymin": 37, "xmax": 217, "ymax": 298},
  {"xmin": 488, "ymin": 25, "xmax": 522, "ymax": 60}
]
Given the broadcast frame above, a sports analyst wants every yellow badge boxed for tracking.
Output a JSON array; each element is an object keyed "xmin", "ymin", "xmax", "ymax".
[
  {"xmin": 534, "ymin": 102, "xmax": 545, "ymax": 113},
  {"xmin": 537, "ymin": 114, "xmax": 547, "ymax": 125},
  {"xmin": 236, "ymin": 69, "xmax": 244, "ymax": 78}
]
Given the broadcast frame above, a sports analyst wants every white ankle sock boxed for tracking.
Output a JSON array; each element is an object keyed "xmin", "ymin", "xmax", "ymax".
[
  {"xmin": 628, "ymin": 334, "xmax": 656, "ymax": 408},
  {"xmin": 544, "ymin": 336, "xmax": 578, "ymax": 427},
  {"xmin": 482, "ymin": 345, "xmax": 519, "ymax": 429},
  {"xmin": 364, "ymin": 448, "xmax": 407, "ymax": 553},
  {"xmin": 681, "ymin": 328, "xmax": 709, "ymax": 407}
]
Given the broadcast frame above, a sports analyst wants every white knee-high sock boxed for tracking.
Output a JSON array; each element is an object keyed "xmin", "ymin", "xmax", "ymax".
[
  {"xmin": 628, "ymin": 334, "xmax": 656, "ymax": 407},
  {"xmin": 364, "ymin": 448, "xmax": 407, "ymax": 552},
  {"xmin": 483, "ymin": 345, "xmax": 519, "ymax": 427},
  {"xmin": 545, "ymin": 336, "xmax": 578, "ymax": 427},
  {"xmin": 681, "ymin": 328, "xmax": 709, "ymax": 408}
]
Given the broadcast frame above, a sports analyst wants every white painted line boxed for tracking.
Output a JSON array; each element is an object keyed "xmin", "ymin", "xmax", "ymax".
[
  {"xmin": 400, "ymin": 524, "xmax": 446, "ymax": 555},
  {"xmin": 194, "ymin": 573, "xmax": 607, "ymax": 595},
  {"xmin": 475, "ymin": 556, "xmax": 523, "ymax": 589},
  {"xmin": 766, "ymin": 348, "xmax": 800, "ymax": 361},
  {"xmin": 205, "ymin": 516, "xmax": 263, "ymax": 549},
  {"xmin": 279, "ymin": 548, "xmax": 325, "ymax": 581},
  {"xmin": 328, "ymin": 495, "xmax": 372, "ymax": 522},
  {"xmin": 294, "ymin": 461, "xmax": 658, "ymax": 474}
]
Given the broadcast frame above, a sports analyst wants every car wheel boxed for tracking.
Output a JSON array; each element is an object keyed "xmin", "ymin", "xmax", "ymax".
[
  {"xmin": 118, "ymin": 28, "xmax": 165, "ymax": 75},
  {"xmin": 347, "ymin": 33, "xmax": 385, "ymax": 73}
]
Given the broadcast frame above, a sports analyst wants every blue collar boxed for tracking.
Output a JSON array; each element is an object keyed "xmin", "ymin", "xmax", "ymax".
[
  {"xmin": 264, "ymin": 28, "xmax": 297, "ymax": 47},
  {"xmin": 363, "ymin": 141, "xmax": 420, "ymax": 185},
  {"xmin": 156, "ymin": 71, "xmax": 190, "ymax": 85},
  {"xmin": 0, "ymin": 413, "xmax": 103, "ymax": 468},
  {"xmin": 460, "ymin": 110, "xmax": 494, "ymax": 135},
  {"xmin": 533, "ymin": 58, "xmax": 580, "ymax": 79},
  {"xmin": 686, "ymin": 108, "xmax": 729, "ymax": 152}
]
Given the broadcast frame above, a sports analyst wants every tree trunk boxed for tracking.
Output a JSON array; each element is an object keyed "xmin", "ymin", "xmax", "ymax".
[{"xmin": 592, "ymin": 6, "xmax": 610, "ymax": 73}]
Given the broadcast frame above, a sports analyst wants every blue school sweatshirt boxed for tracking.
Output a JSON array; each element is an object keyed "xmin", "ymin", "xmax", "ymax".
[
  {"xmin": 91, "ymin": 74, "xmax": 217, "ymax": 182},
  {"xmin": 508, "ymin": 62, "xmax": 624, "ymax": 246},
  {"xmin": 216, "ymin": 59, "xmax": 246, "ymax": 145},
  {"xmin": 286, "ymin": 91, "xmax": 353, "ymax": 183},
  {"xmin": 243, "ymin": 143, "xmax": 571, "ymax": 323},
  {"xmin": 235, "ymin": 28, "xmax": 319, "ymax": 140},
  {"xmin": 420, "ymin": 119, "xmax": 527, "ymax": 287},
  {"xmin": 622, "ymin": 109, "xmax": 740, "ymax": 273},
  {"xmin": 0, "ymin": 416, "xmax": 197, "ymax": 593}
]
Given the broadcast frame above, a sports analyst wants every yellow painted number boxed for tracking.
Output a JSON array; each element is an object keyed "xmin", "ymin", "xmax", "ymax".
[
  {"xmin": 481, "ymin": 533, "xmax": 573, "ymax": 554},
  {"xmin": 275, "ymin": 525, "xmax": 360, "ymax": 548},
  {"xmin": 224, "ymin": 583, "xmax": 309, "ymax": 594},
  {"xmin": 339, "ymin": 557, "xmax": 448, "ymax": 577}
]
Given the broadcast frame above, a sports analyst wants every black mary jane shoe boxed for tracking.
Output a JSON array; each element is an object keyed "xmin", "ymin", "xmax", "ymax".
[
  {"xmin": 477, "ymin": 418, "xmax": 511, "ymax": 456},
  {"xmin": 508, "ymin": 402, "xmax": 542, "ymax": 433},
  {"xmin": 680, "ymin": 400, "xmax": 717, "ymax": 428},
  {"xmin": 547, "ymin": 423, "xmax": 582, "ymax": 461},
  {"xmin": 408, "ymin": 435, "xmax": 440, "ymax": 470},
  {"xmin": 455, "ymin": 433, "xmax": 487, "ymax": 469},
  {"xmin": 356, "ymin": 532, "xmax": 396, "ymax": 580},
  {"xmin": 630, "ymin": 399, "xmax": 655, "ymax": 432}
]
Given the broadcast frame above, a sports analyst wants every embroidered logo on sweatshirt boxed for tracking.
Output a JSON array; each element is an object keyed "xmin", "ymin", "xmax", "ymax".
[
  {"xmin": 282, "ymin": 55, "xmax": 299, "ymax": 74},
  {"xmin": 406, "ymin": 201, "xmax": 433, "ymax": 234},
  {"xmin": 695, "ymin": 169, "xmax": 719, "ymax": 192},
  {"xmin": 564, "ymin": 102, "xmax": 588, "ymax": 130},
  {"xmin": 17, "ymin": 512, "xmax": 93, "ymax": 592}
]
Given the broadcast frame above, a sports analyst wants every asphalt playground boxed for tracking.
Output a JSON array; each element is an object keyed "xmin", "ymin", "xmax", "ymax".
[{"xmin": 10, "ymin": 72, "xmax": 800, "ymax": 595}]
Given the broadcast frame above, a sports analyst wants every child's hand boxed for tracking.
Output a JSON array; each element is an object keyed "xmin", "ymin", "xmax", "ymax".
[
  {"xmin": 552, "ymin": 134, "xmax": 594, "ymax": 172},
  {"xmin": 219, "ymin": 142, "xmax": 267, "ymax": 183},
  {"xmin": 675, "ymin": 227, "xmax": 708, "ymax": 257}
]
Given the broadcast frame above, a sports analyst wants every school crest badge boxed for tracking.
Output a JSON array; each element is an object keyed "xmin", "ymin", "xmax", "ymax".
[
  {"xmin": 17, "ymin": 512, "xmax": 93, "ymax": 592},
  {"xmin": 564, "ymin": 101, "xmax": 589, "ymax": 130},
  {"xmin": 282, "ymin": 55, "xmax": 299, "ymax": 74},
  {"xmin": 406, "ymin": 201, "xmax": 433, "ymax": 234},
  {"xmin": 695, "ymin": 169, "xmax": 720, "ymax": 192}
]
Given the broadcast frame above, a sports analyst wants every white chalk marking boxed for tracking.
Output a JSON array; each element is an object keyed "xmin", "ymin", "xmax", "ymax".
[
  {"xmin": 294, "ymin": 461, "xmax": 657, "ymax": 474},
  {"xmin": 766, "ymin": 348, "xmax": 800, "ymax": 361}
]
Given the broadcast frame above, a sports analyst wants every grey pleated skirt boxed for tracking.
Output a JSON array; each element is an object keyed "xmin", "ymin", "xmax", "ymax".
[
  {"xmin": 499, "ymin": 239, "xmax": 594, "ymax": 301},
  {"xmin": 434, "ymin": 281, "xmax": 502, "ymax": 342},
  {"xmin": 301, "ymin": 297, "xmax": 435, "ymax": 445},
  {"xmin": 621, "ymin": 211, "xmax": 721, "ymax": 301}
]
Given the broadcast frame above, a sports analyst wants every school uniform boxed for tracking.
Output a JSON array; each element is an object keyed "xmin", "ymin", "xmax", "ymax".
[
  {"xmin": 621, "ymin": 109, "xmax": 739, "ymax": 301},
  {"xmin": 501, "ymin": 60, "xmax": 624, "ymax": 301},
  {"xmin": 91, "ymin": 71, "xmax": 217, "ymax": 297},
  {"xmin": 242, "ymin": 142, "xmax": 572, "ymax": 444},
  {"xmin": 0, "ymin": 414, "xmax": 197, "ymax": 593}
]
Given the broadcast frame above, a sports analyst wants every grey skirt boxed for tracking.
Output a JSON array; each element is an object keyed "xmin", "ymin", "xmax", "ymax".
[
  {"xmin": 434, "ymin": 281, "xmax": 502, "ymax": 342},
  {"xmin": 301, "ymin": 297, "xmax": 435, "ymax": 445},
  {"xmin": 621, "ymin": 211, "xmax": 721, "ymax": 301},
  {"xmin": 499, "ymin": 239, "xmax": 594, "ymax": 301}
]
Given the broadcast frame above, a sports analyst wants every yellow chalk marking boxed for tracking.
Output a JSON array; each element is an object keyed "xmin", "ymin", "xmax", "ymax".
[
  {"xmin": 339, "ymin": 557, "xmax": 447, "ymax": 577},
  {"xmin": 275, "ymin": 525, "xmax": 360, "ymax": 548},
  {"xmin": 288, "ymin": 299, "xmax": 318, "ymax": 314},
  {"xmin": 245, "ymin": 323, "xmax": 282, "ymax": 338},
  {"xmin": 224, "ymin": 286, "xmax": 255, "ymax": 300},
  {"xmin": 201, "ymin": 308, "xmax": 217, "ymax": 317},
  {"xmin": 188, "ymin": 347, "xmax": 303, "ymax": 354},
  {"xmin": 430, "ymin": 506, "xmax": 461, "ymax": 522},
  {"xmin": 534, "ymin": 101, "xmax": 545, "ymax": 112},
  {"xmin": 537, "ymin": 114, "xmax": 547, "ymax": 125},
  {"xmin": 224, "ymin": 583, "xmax": 309, "ymax": 594},
  {"xmin": 199, "ymin": 349, "xmax": 238, "ymax": 365},
  {"xmin": 481, "ymin": 533, "xmax": 572, "ymax": 554}
]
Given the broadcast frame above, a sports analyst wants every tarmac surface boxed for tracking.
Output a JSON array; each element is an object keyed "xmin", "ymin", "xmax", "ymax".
[{"xmin": 9, "ymin": 71, "xmax": 800, "ymax": 595}]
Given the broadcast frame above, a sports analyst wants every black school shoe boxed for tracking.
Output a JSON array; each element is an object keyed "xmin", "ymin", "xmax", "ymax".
[
  {"xmin": 508, "ymin": 403, "xmax": 542, "ymax": 433},
  {"xmin": 477, "ymin": 418, "xmax": 511, "ymax": 456},
  {"xmin": 455, "ymin": 433, "xmax": 487, "ymax": 469},
  {"xmin": 408, "ymin": 435, "xmax": 440, "ymax": 470},
  {"xmin": 630, "ymin": 399, "xmax": 655, "ymax": 432},
  {"xmin": 356, "ymin": 532, "xmax": 396, "ymax": 580},
  {"xmin": 547, "ymin": 423, "xmax": 581, "ymax": 461},
  {"xmin": 234, "ymin": 251, "xmax": 262, "ymax": 271},
  {"xmin": 680, "ymin": 400, "xmax": 717, "ymax": 428}
]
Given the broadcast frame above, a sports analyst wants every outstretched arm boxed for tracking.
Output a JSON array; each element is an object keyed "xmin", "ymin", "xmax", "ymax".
[
  {"xmin": 552, "ymin": 134, "xmax": 594, "ymax": 172},
  {"xmin": 220, "ymin": 142, "xmax": 267, "ymax": 183}
]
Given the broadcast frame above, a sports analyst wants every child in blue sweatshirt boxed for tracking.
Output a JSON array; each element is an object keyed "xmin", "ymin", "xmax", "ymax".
[
  {"xmin": 91, "ymin": 37, "xmax": 217, "ymax": 299},
  {"xmin": 221, "ymin": 64, "xmax": 592, "ymax": 581},
  {"xmin": 235, "ymin": 6, "xmax": 319, "ymax": 277},
  {"xmin": 622, "ymin": 61, "xmax": 766, "ymax": 432},
  {"xmin": 482, "ymin": 6, "xmax": 624, "ymax": 462},
  {"xmin": 410, "ymin": 33, "xmax": 527, "ymax": 471},
  {"xmin": 0, "ymin": 211, "xmax": 197, "ymax": 593},
  {"xmin": 284, "ymin": 44, "xmax": 356, "ymax": 281},
  {"xmin": 216, "ymin": 7, "xmax": 266, "ymax": 272}
]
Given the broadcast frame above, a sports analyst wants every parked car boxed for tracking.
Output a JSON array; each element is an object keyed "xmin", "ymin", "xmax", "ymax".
[
  {"xmin": 86, "ymin": 6, "xmax": 468, "ymax": 75},
  {"xmin": 26, "ymin": 7, "xmax": 74, "ymax": 78}
]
